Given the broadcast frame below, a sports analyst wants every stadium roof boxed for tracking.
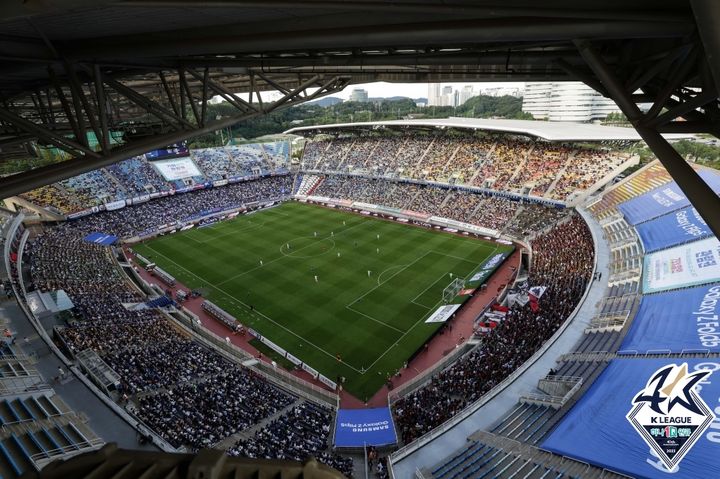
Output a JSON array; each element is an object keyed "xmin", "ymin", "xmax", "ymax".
[
  {"xmin": 1, "ymin": 0, "xmax": 719, "ymax": 240},
  {"xmin": 285, "ymin": 118, "xmax": 693, "ymax": 142}
]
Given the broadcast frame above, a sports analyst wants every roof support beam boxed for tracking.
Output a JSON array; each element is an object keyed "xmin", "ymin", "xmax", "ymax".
[
  {"xmin": 0, "ymin": 75, "xmax": 350, "ymax": 198},
  {"xmin": 575, "ymin": 39, "xmax": 720, "ymax": 241},
  {"xmin": 691, "ymin": 0, "xmax": 720, "ymax": 102}
]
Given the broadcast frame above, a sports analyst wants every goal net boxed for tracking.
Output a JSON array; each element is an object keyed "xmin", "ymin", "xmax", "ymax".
[{"xmin": 442, "ymin": 277, "xmax": 465, "ymax": 303}]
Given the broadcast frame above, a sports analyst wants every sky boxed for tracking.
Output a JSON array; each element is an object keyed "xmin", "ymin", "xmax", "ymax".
[
  {"xmin": 333, "ymin": 81, "xmax": 525, "ymax": 99},
  {"xmin": 223, "ymin": 81, "xmax": 526, "ymax": 103}
]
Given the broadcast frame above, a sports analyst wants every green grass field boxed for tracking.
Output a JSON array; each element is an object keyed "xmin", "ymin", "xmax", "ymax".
[{"xmin": 133, "ymin": 202, "xmax": 510, "ymax": 399}]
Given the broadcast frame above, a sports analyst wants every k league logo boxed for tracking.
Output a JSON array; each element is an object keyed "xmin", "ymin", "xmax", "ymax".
[{"xmin": 626, "ymin": 363, "xmax": 715, "ymax": 471}]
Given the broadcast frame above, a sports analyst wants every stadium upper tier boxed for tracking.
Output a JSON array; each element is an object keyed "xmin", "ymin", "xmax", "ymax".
[
  {"xmin": 10, "ymin": 131, "xmax": 635, "ymax": 217},
  {"xmin": 14, "ymin": 140, "xmax": 291, "ymax": 216},
  {"xmin": 301, "ymin": 132, "xmax": 633, "ymax": 201}
]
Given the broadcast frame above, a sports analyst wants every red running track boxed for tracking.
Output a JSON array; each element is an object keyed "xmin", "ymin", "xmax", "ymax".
[{"xmin": 124, "ymin": 246, "xmax": 520, "ymax": 409}]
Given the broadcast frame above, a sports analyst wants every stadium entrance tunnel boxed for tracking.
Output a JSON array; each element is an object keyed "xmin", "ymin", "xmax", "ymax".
[{"xmin": 280, "ymin": 237, "xmax": 336, "ymax": 259}]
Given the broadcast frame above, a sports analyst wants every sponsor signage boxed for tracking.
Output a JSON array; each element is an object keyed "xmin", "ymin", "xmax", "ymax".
[
  {"xmin": 620, "ymin": 284, "xmax": 720, "ymax": 353},
  {"xmin": 334, "ymin": 408, "xmax": 397, "ymax": 447},
  {"xmin": 425, "ymin": 304, "xmax": 461, "ymax": 323},
  {"xmin": 543, "ymin": 359, "xmax": 720, "ymax": 478},
  {"xmin": 643, "ymin": 237, "xmax": 720, "ymax": 293},
  {"xmin": 636, "ymin": 206, "xmax": 712, "ymax": 253},
  {"xmin": 152, "ymin": 157, "xmax": 203, "ymax": 181}
]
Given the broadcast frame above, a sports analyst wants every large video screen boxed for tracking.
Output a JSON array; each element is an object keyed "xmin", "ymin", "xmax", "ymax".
[{"xmin": 152, "ymin": 157, "xmax": 202, "ymax": 181}]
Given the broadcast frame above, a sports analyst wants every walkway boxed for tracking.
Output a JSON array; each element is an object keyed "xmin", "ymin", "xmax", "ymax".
[{"xmin": 0, "ymin": 299, "xmax": 157, "ymax": 451}]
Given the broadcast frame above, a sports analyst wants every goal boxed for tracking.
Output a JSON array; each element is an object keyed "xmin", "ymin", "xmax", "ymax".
[{"xmin": 442, "ymin": 277, "xmax": 465, "ymax": 303}]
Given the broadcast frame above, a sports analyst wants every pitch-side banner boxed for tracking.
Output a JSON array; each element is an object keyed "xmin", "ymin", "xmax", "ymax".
[
  {"xmin": 636, "ymin": 206, "xmax": 712, "ymax": 253},
  {"xmin": 542, "ymin": 358, "xmax": 720, "ymax": 479},
  {"xmin": 619, "ymin": 284, "xmax": 720, "ymax": 354},
  {"xmin": 618, "ymin": 169, "xmax": 720, "ymax": 225},
  {"xmin": 642, "ymin": 237, "xmax": 720, "ymax": 293},
  {"xmin": 334, "ymin": 408, "xmax": 397, "ymax": 447}
]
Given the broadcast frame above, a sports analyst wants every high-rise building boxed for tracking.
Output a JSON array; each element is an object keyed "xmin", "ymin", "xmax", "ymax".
[
  {"xmin": 427, "ymin": 83, "xmax": 442, "ymax": 106},
  {"xmin": 442, "ymin": 86, "xmax": 455, "ymax": 107},
  {"xmin": 348, "ymin": 88, "xmax": 368, "ymax": 102},
  {"xmin": 522, "ymin": 82, "xmax": 620, "ymax": 122},
  {"xmin": 459, "ymin": 85, "xmax": 475, "ymax": 105}
]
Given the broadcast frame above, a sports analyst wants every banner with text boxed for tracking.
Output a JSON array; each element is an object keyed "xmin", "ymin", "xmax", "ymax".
[
  {"xmin": 636, "ymin": 206, "xmax": 713, "ymax": 253},
  {"xmin": 543, "ymin": 358, "xmax": 720, "ymax": 479},
  {"xmin": 618, "ymin": 169, "xmax": 720, "ymax": 225},
  {"xmin": 334, "ymin": 408, "xmax": 397, "ymax": 447},
  {"xmin": 619, "ymin": 284, "xmax": 720, "ymax": 354},
  {"xmin": 643, "ymin": 237, "xmax": 720, "ymax": 293}
]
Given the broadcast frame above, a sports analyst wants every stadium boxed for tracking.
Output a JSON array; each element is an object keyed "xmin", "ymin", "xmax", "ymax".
[{"xmin": 0, "ymin": 1, "xmax": 719, "ymax": 479}]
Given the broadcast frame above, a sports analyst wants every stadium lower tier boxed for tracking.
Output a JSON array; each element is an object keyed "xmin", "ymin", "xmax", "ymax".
[
  {"xmin": 18, "ymin": 173, "xmax": 599, "ymax": 478},
  {"xmin": 131, "ymin": 201, "xmax": 514, "ymax": 399}
]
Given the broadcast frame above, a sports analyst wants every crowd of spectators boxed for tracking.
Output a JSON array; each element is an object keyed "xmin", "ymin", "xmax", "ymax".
[
  {"xmin": 20, "ymin": 142, "xmax": 290, "ymax": 214},
  {"xmin": 299, "ymin": 133, "xmax": 625, "ymax": 201},
  {"xmin": 308, "ymin": 174, "xmax": 571, "ymax": 237},
  {"xmin": 61, "ymin": 169, "xmax": 126, "ymax": 206},
  {"xmin": 415, "ymin": 136, "xmax": 460, "ymax": 181},
  {"xmin": 136, "ymin": 369, "xmax": 296, "ymax": 449},
  {"xmin": 64, "ymin": 176, "xmax": 291, "ymax": 238},
  {"xmin": 20, "ymin": 185, "xmax": 79, "ymax": 215},
  {"xmin": 550, "ymin": 148, "xmax": 629, "ymax": 200},
  {"xmin": 24, "ymin": 176, "xmax": 351, "ymax": 474},
  {"xmin": 227, "ymin": 402, "xmax": 353, "ymax": 477},
  {"xmin": 107, "ymin": 156, "xmax": 170, "ymax": 194},
  {"xmin": 191, "ymin": 148, "xmax": 236, "ymax": 180},
  {"xmin": 392, "ymin": 214, "xmax": 594, "ymax": 444}
]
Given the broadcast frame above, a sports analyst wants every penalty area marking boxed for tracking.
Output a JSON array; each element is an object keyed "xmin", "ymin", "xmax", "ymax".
[
  {"xmin": 183, "ymin": 218, "xmax": 267, "ymax": 244},
  {"xmin": 141, "ymin": 244, "xmax": 367, "ymax": 374}
]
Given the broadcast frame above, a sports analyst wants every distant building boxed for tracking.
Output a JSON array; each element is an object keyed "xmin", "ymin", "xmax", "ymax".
[
  {"xmin": 442, "ymin": 86, "xmax": 454, "ymax": 107},
  {"xmin": 522, "ymin": 82, "xmax": 621, "ymax": 122},
  {"xmin": 427, "ymin": 83, "xmax": 442, "ymax": 106},
  {"xmin": 459, "ymin": 85, "xmax": 475, "ymax": 105},
  {"xmin": 348, "ymin": 88, "xmax": 368, "ymax": 102}
]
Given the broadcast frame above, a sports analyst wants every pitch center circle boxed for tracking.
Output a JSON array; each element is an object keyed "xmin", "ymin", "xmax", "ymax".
[{"xmin": 280, "ymin": 236, "xmax": 336, "ymax": 258}]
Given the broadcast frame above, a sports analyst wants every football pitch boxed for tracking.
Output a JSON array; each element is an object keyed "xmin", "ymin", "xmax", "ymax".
[{"xmin": 133, "ymin": 202, "xmax": 511, "ymax": 399}]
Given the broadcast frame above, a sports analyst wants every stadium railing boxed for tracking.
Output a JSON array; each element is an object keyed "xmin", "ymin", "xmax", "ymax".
[
  {"xmin": 389, "ymin": 208, "xmax": 599, "ymax": 468},
  {"xmin": 387, "ymin": 341, "xmax": 474, "ymax": 404},
  {"xmin": 8, "ymin": 225, "xmax": 177, "ymax": 455},
  {"xmin": 166, "ymin": 309, "xmax": 339, "ymax": 408}
]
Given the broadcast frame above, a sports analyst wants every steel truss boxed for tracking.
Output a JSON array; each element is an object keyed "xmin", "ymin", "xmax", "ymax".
[
  {"xmin": 0, "ymin": 65, "xmax": 350, "ymax": 196},
  {"xmin": 0, "ymin": 1, "xmax": 718, "ymax": 241}
]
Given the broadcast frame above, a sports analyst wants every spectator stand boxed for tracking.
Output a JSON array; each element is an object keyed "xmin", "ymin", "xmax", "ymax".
[{"xmin": 389, "ymin": 211, "xmax": 600, "ymax": 476}]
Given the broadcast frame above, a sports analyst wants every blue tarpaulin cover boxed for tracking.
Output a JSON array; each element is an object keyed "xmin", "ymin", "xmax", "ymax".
[
  {"xmin": 619, "ymin": 284, "xmax": 720, "ymax": 354},
  {"xmin": 636, "ymin": 206, "xmax": 713, "ymax": 253},
  {"xmin": 334, "ymin": 408, "xmax": 397, "ymax": 447},
  {"xmin": 543, "ymin": 358, "xmax": 720, "ymax": 478},
  {"xmin": 618, "ymin": 170, "xmax": 720, "ymax": 225},
  {"xmin": 83, "ymin": 232, "xmax": 118, "ymax": 246}
]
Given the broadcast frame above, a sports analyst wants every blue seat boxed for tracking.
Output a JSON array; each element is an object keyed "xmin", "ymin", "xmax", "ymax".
[{"xmin": 0, "ymin": 441, "xmax": 20, "ymax": 476}]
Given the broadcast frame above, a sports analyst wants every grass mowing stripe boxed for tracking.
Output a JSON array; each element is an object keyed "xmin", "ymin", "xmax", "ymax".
[
  {"xmin": 141, "ymin": 243, "xmax": 366, "ymax": 373},
  {"xmin": 133, "ymin": 202, "xmax": 512, "ymax": 398}
]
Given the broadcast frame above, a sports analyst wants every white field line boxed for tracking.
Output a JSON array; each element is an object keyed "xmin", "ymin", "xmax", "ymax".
[
  {"xmin": 362, "ymin": 245, "xmax": 503, "ymax": 373},
  {"xmin": 345, "ymin": 305, "xmax": 405, "ymax": 334},
  {"xmin": 142, "ymin": 244, "xmax": 366, "ymax": 374},
  {"xmin": 410, "ymin": 272, "xmax": 454, "ymax": 309},
  {"xmin": 216, "ymin": 218, "xmax": 369, "ymax": 286},
  {"xmin": 346, "ymin": 250, "xmax": 433, "ymax": 309}
]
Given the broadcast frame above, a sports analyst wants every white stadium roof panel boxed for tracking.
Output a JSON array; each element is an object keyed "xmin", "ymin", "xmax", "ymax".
[{"xmin": 285, "ymin": 117, "xmax": 692, "ymax": 142}]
